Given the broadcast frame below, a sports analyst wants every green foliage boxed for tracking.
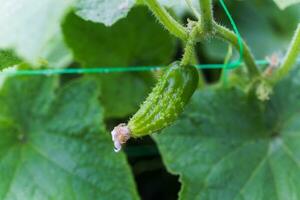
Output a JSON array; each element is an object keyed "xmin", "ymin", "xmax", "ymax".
[
  {"xmin": 0, "ymin": 73, "xmax": 138, "ymax": 199},
  {"xmin": 63, "ymin": 6, "xmax": 175, "ymax": 67},
  {"xmin": 154, "ymin": 66, "xmax": 300, "ymax": 200},
  {"xmin": 63, "ymin": 6, "xmax": 175, "ymax": 118},
  {"xmin": 98, "ymin": 72, "xmax": 154, "ymax": 118},
  {"xmin": 0, "ymin": 1, "xmax": 299, "ymax": 199},
  {"xmin": 0, "ymin": 0, "xmax": 73, "ymax": 64},
  {"xmin": 0, "ymin": 0, "xmax": 139, "ymax": 66},
  {"xmin": 203, "ymin": 1, "xmax": 300, "ymax": 60},
  {"xmin": 75, "ymin": 0, "xmax": 135, "ymax": 26}
]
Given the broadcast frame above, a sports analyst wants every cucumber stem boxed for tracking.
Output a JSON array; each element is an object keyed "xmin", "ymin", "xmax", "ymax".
[
  {"xmin": 221, "ymin": 44, "xmax": 233, "ymax": 86},
  {"xmin": 199, "ymin": 0, "xmax": 213, "ymax": 32},
  {"xmin": 190, "ymin": 48, "xmax": 206, "ymax": 87},
  {"xmin": 181, "ymin": 26, "xmax": 199, "ymax": 66},
  {"xmin": 145, "ymin": 0, "xmax": 188, "ymax": 40}
]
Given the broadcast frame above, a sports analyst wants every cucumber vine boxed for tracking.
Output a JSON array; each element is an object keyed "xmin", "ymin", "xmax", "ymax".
[
  {"xmin": 199, "ymin": 0, "xmax": 213, "ymax": 32},
  {"xmin": 145, "ymin": 0, "xmax": 188, "ymax": 40},
  {"xmin": 274, "ymin": 24, "xmax": 300, "ymax": 81},
  {"xmin": 111, "ymin": 0, "xmax": 300, "ymax": 152}
]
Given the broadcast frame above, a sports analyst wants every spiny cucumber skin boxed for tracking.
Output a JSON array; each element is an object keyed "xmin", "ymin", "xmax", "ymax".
[{"xmin": 128, "ymin": 62, "xmax": 199, "ymax": 137}]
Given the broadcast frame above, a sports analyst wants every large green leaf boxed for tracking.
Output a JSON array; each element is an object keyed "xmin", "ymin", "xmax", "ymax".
[
  {"xmin": 63, "ymin": 6, "xmax": 175, "ymax": 67},
  {"xmin": 0, "ymin": 73, "xmax": 139, "ymax": 199},
  {"xmin": 0, "ymin": 0, "xmax": 74, "ymax": 63},
  {"xmin": 98, "ymin": 72, "xmax": 154, "ymax": 118},
  {"xmin": 63, "ymin": 6, "xmax": 175, "ymax": 118},
  {"xmin": 154, "ymin": 67, "xmax": 300, "ymax": 199},
  {"xmin": 273, "ymin": 0, "xmax": 300, "ymax": 9},
  {"xmin": 75, "ymin": 0, "xmax": 135, "ymax": 26}
]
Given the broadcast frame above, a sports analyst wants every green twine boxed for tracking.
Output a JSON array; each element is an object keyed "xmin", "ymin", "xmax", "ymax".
[
  {"xmin": 0, "ymin": 60, "xmax": 270, "ymax": 76},
  {"xmin": 219, "ymin": 0, "xmax": 244, "ymax": 67},
  {"xmin": 219, "ymin": 0, "xmax": 243, "ymax": 83},
  {"xmin": 0, "ymin": 1, "xmax": 271, "ymax": 77}
]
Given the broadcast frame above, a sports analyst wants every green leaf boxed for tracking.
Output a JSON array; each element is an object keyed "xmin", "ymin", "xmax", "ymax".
[
  {"xmin": 75, "ymin": 0, "xmax": 135, "ymax": 26},
  {"xmin": 63, "ymin": 6, "xmax": 175, "ymax": 67},
  {"xmin": 273, "ymin": 0, "xmax": 300, "ymax": 9},
  {"xmin": 63, "ymin": 6, "xmax": 175, "ymax": 118},
  {"xmin": 0, "ymin": 50, "xmax": 21, "ymax": 69},
  {"xmin": 0, "ymin": 73, "xmax": 139, "ymax": 199},
  {"xmin": 99, "ymin": 72, "xmax": 154, "ymax": 118},
  {"xmin": 0, "ymin": 0, "xmax": 74, "ymax": 63},
  {"xmin": 154, "ymin": 67, "xmax": 300, "ymax": 199}
]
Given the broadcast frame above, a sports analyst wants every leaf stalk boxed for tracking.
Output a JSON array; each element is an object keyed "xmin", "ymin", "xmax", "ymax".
[
  {"xmin": 274, "ymin": 24, "xmax": 300, "ymax": 81},
  {"xmin": 199, "ymin": 0, "xmax": 213, "ymax": 32},
  {"xmin": 145, "ymin": 0, "xmax": 188, "ymax": 40},
  {"xmin": 213, "ymin": 23, "xmax": 260, "ymax": 78}
]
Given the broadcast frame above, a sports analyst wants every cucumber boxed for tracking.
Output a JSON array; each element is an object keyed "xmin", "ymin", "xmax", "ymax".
[{"xmin": 111, "ymin": 62, "xmax": 199, "ymax": 152}]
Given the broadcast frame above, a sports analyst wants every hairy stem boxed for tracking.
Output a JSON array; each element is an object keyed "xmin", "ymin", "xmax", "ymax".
[
  {"xmin": 213, "ymin": 23, "xmax": 260, "ymax": 77},
  {"xmin": 221, "ymin": 44, "xmax": 233, "ymax": 86},
  {"xmin": 199, "ymin": 0, "xmax": 213, "ymax": 32},
  {"xmin": 145, "ymin": 0, "xmax": 188, "ymax": 40},
  {"xmin": 190, "ymin": 48, "xmax": 206, "ymax": 87},
  {"xmin": 181, "ymin": 27, "xmax": 199, "ymax": 66},
  {"xmin": 275, "ymin": 24, "xmax": 300, "ymax": 81}
]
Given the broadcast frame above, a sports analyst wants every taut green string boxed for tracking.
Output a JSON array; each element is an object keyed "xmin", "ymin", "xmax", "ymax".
[
  {"xmin": 0, "ymin": 60, "xmax": 270, "ymax": 76},
  {"xmin": 219, "ymin": 0, "xmax": 244, "ymax": 66},
  {"xmin": 219, "ymin": 0, "xmax": 244, "ymax": 84}
]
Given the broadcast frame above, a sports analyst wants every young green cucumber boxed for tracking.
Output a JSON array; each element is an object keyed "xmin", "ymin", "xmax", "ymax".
[{"xmin": 111, "ymin": 62, "xmax": 199, "ymax": 152}]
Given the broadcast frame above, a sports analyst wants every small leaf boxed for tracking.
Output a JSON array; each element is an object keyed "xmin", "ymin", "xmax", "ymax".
[
  {"xmin": 75, "ymin": 0, "xmax": 135, "ymax": 26},
  {"xmin": 0, "ymin": 72, "xmax": 139, "ymax": 199},
  {"xmin": 154, "ymin": 66, "xmax": 300, "ymax": 199}
]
